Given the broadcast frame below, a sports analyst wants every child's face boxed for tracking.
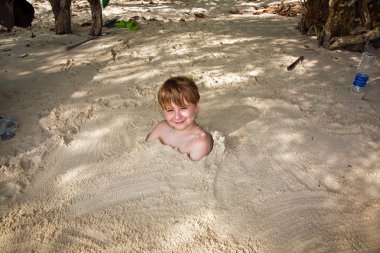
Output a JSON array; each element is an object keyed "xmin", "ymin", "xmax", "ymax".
[{"xmin": 163, "ymin": 101, "xmax": 198, "ymax": 131}]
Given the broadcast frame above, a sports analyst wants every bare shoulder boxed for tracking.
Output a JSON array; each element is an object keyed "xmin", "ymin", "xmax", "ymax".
[
  {"xmin": 146, "ymin": 120, "xmax": 170, "ymax": 141},
  {"xmin": 189, "ymin": 131, "xmax": 214, "ymax": 161}
]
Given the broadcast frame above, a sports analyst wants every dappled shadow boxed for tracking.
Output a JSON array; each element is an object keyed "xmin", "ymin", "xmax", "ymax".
[{"xmin": 1, "ymin": 0, "xmax": 380, "ymax": 251}]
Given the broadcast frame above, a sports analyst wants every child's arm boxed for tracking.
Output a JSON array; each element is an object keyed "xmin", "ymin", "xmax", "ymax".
[{"xmin": 189, "ymin": 135, "xmax": 213, "ymax": 161}]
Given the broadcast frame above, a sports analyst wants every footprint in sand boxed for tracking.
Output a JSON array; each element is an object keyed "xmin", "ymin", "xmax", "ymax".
[{"xmin": 0, "ymin": 182, "xmax": 21, "ymax": 204}]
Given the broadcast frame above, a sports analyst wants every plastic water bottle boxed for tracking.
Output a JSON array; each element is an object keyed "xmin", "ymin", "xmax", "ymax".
[{"xmin": 352, "ymin": 52, "xmax": 376, "ymax": 93}]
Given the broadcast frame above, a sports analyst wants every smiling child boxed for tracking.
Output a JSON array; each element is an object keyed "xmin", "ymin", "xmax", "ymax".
[{"xmin": 146, "ymin": 76, "xmax": 213, "ymax": 161}]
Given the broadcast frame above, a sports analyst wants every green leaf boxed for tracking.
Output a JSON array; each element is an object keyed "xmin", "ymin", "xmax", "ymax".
[
  {"xmin": 127, "ymin": 20, "xmax": 140, "ymax": 31},
  {"xmin": 102, "ymin": 0, "xmax": 110, "ymax": 8},
  {"xmin": 114, "ymin": 20, "xmax": 141, "ymax": 30},
  {"xmin": 115, "ymin": 20, "xmax": 127, "ymax": 28}
]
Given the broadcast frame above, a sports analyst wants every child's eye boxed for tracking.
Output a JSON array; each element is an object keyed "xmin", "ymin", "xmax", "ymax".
[
  {"xmin": 181, "ymin": 107, "xmax": 187, "ymax": 110},
  {"xmin": 166, "ymin": 109, "xmax": 174, "ymax": 112}
]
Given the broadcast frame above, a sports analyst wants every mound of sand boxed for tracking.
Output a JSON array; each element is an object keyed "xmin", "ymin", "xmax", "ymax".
[{"xmin": 1, "ymin": 0, "xmax": 379, "ymax": 252}]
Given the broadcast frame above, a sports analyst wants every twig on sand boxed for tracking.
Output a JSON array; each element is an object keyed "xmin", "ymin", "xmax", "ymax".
[
  {"xmin": 287, "ymin": 56, "xmax": 304, "ymax": 71},
  {"xmin": 66, "ymin": 36, "xmax": 99, "ymax": 50},
  {"xmin": 18, "ymin": 53, "xmax": 29, "ymax": 58}
]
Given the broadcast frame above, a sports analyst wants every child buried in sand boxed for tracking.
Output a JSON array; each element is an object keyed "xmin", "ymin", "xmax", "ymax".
[{"xmin": 146, "ymin": 76, "xmax": 213, "ymax": 161}]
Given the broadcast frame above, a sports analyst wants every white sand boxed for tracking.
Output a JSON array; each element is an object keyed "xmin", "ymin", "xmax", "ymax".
[{"xmin": 1, "ymin": 0, "xmax": 380, "ymax": 251}]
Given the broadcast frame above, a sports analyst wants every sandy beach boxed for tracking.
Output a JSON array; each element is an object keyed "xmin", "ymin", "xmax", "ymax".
[{"xmin": 1, "ymin": 0, "xmax": 380, "ymax": 251}]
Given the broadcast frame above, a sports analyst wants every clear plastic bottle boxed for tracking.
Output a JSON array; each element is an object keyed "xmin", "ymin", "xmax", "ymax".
[{"xmin": 352, "ymin": 52, "xmax": 376, "ymax": 93}]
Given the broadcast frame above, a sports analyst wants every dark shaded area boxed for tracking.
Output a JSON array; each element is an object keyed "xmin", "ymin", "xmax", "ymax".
[
  {"xmin": 0, "ymin": 0, "xmax": 35, "ymax": 30},
  {"xmin": 299, "ymin": 0, "xmax": 380, "ymax": 51}
]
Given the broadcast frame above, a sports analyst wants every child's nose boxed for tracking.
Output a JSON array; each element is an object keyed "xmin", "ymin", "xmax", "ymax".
[{"xmin": 174, "ymin": 110, "xmax": 181, "ymax": 119}]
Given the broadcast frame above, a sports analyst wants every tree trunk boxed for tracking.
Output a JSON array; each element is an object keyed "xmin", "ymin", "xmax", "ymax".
[
  {"xmin": 298, "ymin": 0, "xmax": 329, "ymax": 36},
  {"xmin": 88, "ymin": 0, "xmax": 102, "ymax": 36},
  {"xmin": 320, "ymin": 0, "xmax": 355, "ymax": 48},
  {"xmin": 49, "ymin": 0, "xmax": 72, "ymax": 34},
  {"xmin": 357, "ymin": 0, "xmax": 372, "ymax": 29}
]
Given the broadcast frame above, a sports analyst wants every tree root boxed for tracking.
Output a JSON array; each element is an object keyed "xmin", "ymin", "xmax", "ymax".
[{"xmin": 328, "ymin": 28, "xmax": 380, "ymax": 50}]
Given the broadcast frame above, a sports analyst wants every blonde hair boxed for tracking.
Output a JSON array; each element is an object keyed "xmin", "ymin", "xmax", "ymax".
[{"xmin": 158, "ymin": 76, "xmax": 200, "ymax": 109}]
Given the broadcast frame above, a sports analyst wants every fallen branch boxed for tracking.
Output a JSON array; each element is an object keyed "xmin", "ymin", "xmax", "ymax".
[
  {"xmin": 287, "ymin": 56, "xmax": 304, "ymax": 71},
  {"xmin": 328, "ymin": 28, "xmax": 380, "ymax": 50},
  {"xmin": 18, "ymin": 53, "xmax": 29, "ymax": 58},
  {"xmin": 253, "ymin": 2, "xmax": 302, "ymax": 17},
  {"xmin": 65, "ymin": 36, "xmax": 98, "ymax": 50}
]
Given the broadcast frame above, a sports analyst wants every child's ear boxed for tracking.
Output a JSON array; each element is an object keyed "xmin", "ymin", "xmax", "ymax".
[{"xmin": 195, "ymin": 102, "xmax": 200, "ymax": 111}]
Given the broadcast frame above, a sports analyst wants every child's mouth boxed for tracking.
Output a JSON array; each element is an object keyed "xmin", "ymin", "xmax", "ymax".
[{"xmin": 174, "ymin": 120, "xmax": 185, "ymax": 125}]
